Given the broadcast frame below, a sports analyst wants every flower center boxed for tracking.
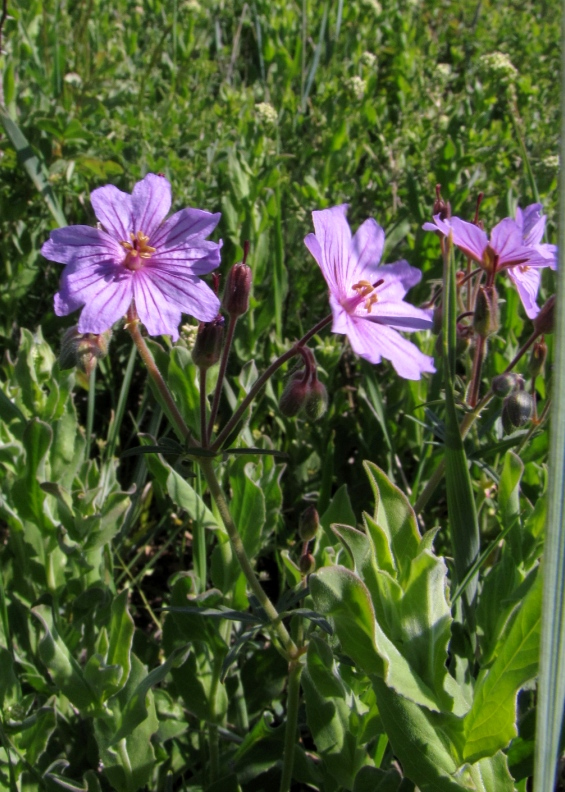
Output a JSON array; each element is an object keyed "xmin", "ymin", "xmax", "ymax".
[
  {"xmin": 120, "ymin": 231, "xmax": 156, "ymax": 271},
  {"xmin": 481, "ymin": 244, "xmax": 498, "ymax": 272},
  {"xmin": 519, "ymin": 265, "xmax": 530, "ymax": 273},
  {"xmin": 343, "ymin": 278, "xmax": 384, "ymax": 314}
]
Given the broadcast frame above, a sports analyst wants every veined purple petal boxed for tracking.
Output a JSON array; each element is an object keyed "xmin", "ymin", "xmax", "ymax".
[
  {"xmin": 133, "ymin": 275, "xmax": 184, "ymax": 340},
  {"xmin": 150, "ymin": 240, "xmax": 222, "ymax": 275},
  {"xmin": 423, "ymin": 214, "xmax": 452, "ymax": 236},
  {"xmin": 150, "ymin": 207, "xmax": 221, "ymax": 250},
  {"xmin": 136, "ymin": 268, "xmax": 220, "ymax": 323},
  {"xmin": 76, "ymin": 277, "xmax": 133, "ymax": 333},
  {"xmin": 311, "ymin": 205, "xmax": 352, "ymax": 297},
  {"xmin": 449, "ymin": 218, "xmax": 488, "ymax": 263},
  {"xmin": 347, "ymin": 315, "xmax": 435, "ymax": 379},
  {"xmin": 506, "ymin": 266, "xmax": 541, "ymax": 319},
  {"xmin": 519, "ymin": 204, "xmax": 545, "ymax": 246},
  {"xmin": 536, "ymin": 243, "xmax": 558, "ymax": 270},
  {"xmin": 349, "ymin": 218, "xmax": 385, "ymax": 284},
  {"xmin": 363, "ymin": 300, "xmax": 434, "ymax": 331},
  {"xmin": 91, "ymin": 184, "xmax": 133, "ymax": 241},
  {"xmin": 373, "ymin": 260, "xmax": 423, "ymax": 301},
  {"xmin": 329, "ymin": 292, "xmax": 350, "ymax": 334},
  {"xmin": 490, "ymin": 218, "xmax": 531, "ymax": 266},
  {"xmin": 42, "ymin": 226, "xmax": 124, "ymax": 267},
  {"xmin": 131, "ymin": 174, "xmax": 172, "ymax": 238}
]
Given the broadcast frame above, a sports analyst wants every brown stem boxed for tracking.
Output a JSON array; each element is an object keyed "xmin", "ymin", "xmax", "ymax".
[
  {"xmin": 207, "ymin": 315, "xmax": 238, "ymax": 441},
  {"xmin": 200, "ymin": 367, "xmax": 208, "ymax": 446}
]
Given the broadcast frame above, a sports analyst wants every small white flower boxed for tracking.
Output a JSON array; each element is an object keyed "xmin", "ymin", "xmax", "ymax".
[
  {"xmin": 346, "ymin": 76, "xmax": 366, "ymax": 101},
  {"xmin": 255, "ymin": 102, "xmax": 278, "ymax": 126}
]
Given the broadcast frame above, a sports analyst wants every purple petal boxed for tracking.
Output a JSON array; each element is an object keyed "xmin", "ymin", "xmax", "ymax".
[
  {"xmin": 363, "ymin": 300, "xmax": 434, "ymax": 331},
  {"xmin": 329, "ymin": 292, "xmax": 350, "ymax": 334},
  {"xmin": 423, "ymin": 215, "xmax": 452, "ymax": 236},
  {"xmin": 536, "ymin": 243, "xmax": 558, "ymax": 270},
  {"xmin": 133, "ymin": 275, "xmax": 184, "ymax": 340},
  {"xmin": 347, "ymin": 315, "xmax": 435, "ymax": 379},
  {"xmin": 372, "ymin": 260, "xmax": 423, "ymax": 301},
  {"xmin": 449, "ymin": 218, "xmax": 488, "ymax": 263},
  {"xmin": 131, "ymin": 174, "xmax": 172, "ymax": 238},
  {"xmin": 311, "ymin": 205, "xmax": 352, "ymax": 297},
  {"xmin": 151, "ymin": 240, "xmax": 222, "ymax": 276},
  {"xmin": 135, "ymin": 268, "xmax": 220, "ymax": 332},
  {"xmin": 76, "ymin": 276, "xmax": 133, "ymax": 333},
  {"xmin": 490, "ymin": 218, "xmax": 530, "ymax": 266},
  {"xmin": 42, "ymin": 226, "xmax": 124, "ymax": 267},
  {"xmin": 506, "ymin": 267, "xmax": 541, "ymax": 319},
  {"xmin": 90, "ymin": 185, "xmax": 133, "ymax": 241},
  {"xmin": 518, "ymin": 204, "xmax": 545, "ymax": 246},
  {"xmin": 348, "ymin": 218, "xmax": 385, "ymax": 284},
  {"xmin": 150, "ymin": 207, "xmax": 221, "ymax": 250}
]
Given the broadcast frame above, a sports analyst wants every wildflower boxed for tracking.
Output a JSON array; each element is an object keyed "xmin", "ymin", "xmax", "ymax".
[
  {"xmin": 255, "ymin": 102, "xmax": 278, "ymax": 126},
  {"xmin": 424, "ymin": 204, "xmax": 557, "ymax": 319},
  {"xmin": 304, "ymin": 205, "xmax": 435, "ymax": 380},
  {"xmin": 42, "ymin": 173, "xmax": 222, "ymax": 340},
  {"xmin": 346, "ymin": 76, "xmax": 366, "ymax": 101},
  {"xmin": 478, "ymin": 52, "xmax": 518, "ymax": 84}
]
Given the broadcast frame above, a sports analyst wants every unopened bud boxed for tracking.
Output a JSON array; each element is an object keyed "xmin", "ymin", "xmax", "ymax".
[
  {"xmin": 502, "ymin": 391, "xmax": 534, "ymax": 433},
  {"xmin": 528, "ymin": 339, "xmax": 547, "ymax": 379},
  {"xmin": 432, "ymin": 306, "xmax": 443, "ymax": 335},
  {"xmin": 492, "ymin": 372, "xmax": 524, "ymax": 397},
  {"xmin": 299, "ymin": 506, "xmax": 319, "ymax": 542},
  {"xmin": 279, "ymin": 375, "xmax": 309, "ymax": 417},
  {"xmin": 59, "ymin": 327, "xmax": 112, "ymax": 375},
  {"xmin": 433, "ymin": 185, "xmax": 450, "ymax": 219},
  {"xmin": 191, "ymin": 316, "xmax": 225, "ymax": 369},
  {"xmin": 473, "ymin": 285, "xmax": 499, "ymax": 337},
  {"xmin": 304, "ymin": 379, "xmax": 328, "ymax": 422},
  {"xmin": 299, "ymin": 553, "xmax": 316, "ymax": 576},
  {"xmin": 222, "ymin": 260, "xmax": 252, "ymax": 317},
  {"xmin": 533, "ymin": 296, "xmax": 555, "ymax": 335}
]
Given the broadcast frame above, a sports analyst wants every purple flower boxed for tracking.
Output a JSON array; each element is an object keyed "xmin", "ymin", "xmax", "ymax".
[
  {"xmin": 304, "ymin": 205, "xmax": 435, "ymax": 380},
  {"xmin": 424, "ymin": 204, "xmax": 557, "ymax": 319},
  {"xmin": 42, "ymin": 173, "xmax": 222, "ymax": 340}
]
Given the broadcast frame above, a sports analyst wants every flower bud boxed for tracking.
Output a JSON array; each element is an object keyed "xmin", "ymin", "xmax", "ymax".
[
  {"xmin": 299, "ymin": 553, "xmax": 316, "ymax": 576},
  {"xmin": 299, "ymin": 506, "xmax": 319, "ymax": 542},
  {"xmin": 473, "ymin": 285, "xmax": 499, "ymax": 337},
  {"xmin": 528, "ymin": 339, "xmax": 547, "ymax": 379},
  {"xmin": 191, "ymin": 316, "xmax": 225, "ymax": 369},
  {"xmin": 59, "ymin": 327, "xmax": 111, "ymax": 375},
  {"xmin": 501, "ymin": 391, "xmax": 534, "ymax": 434},
  {"xmin": 304, "ymin": 379, "xmax": 328, "ymax": 422},
  {"xmin": 432, "ymin": 306, "xmax": 443, "ymax": 335},
  {"xmin": 279, "ymin": 375, "xmax": 309, "ymax": 417},
  {"xmin": 492, "ymin": 372, "xmax": 524, "ymax": 397},
  {"xmin": 222, "ymin": 260, "xmax": 252, "ymax": 317},
  {"xmin": 533, "ymin": 295, "xmax": 555, "ymax": 335}
]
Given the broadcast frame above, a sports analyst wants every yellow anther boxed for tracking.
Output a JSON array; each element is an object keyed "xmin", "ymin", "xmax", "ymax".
[
  {"xmin": 352, "ymin": 279, "xmax": 374, "ymax": 298},
  {"xmin": 119, "ymin": 230, "xmax": 156, "ymax": 269},
  {"xmin": 364, "ymin": 293, "xmax": 378, "ymax": 312}
]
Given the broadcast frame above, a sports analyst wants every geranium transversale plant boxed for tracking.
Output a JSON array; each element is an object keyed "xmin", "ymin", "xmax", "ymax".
[{"xmin": 42, "ymin": 173, "xmax": 222, "ymax": 339}]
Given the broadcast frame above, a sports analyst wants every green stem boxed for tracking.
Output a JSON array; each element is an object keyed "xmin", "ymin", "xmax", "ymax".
[
  {"xmin": 126, "ymin": 308, "xmax": 192, "ymax": 444},
  {"xmin": 279, "ymin": 660, "xmax": 303, "ymax": 792},
  {"xmin": 208, "ymin": 315, "xmax": 238, "ymax": 442},
  {"xmin": 211, "ymin": 314, "xmax": 333, "ymax": 452},
  {"xmin": 199, "ymin": 457, "xmax": 298, "ymax": 658},
  {"xmin": 208, "ymin": 724, "xmax": 219, "ymax": 784},
  {"xmin": 200, "ymin": 366, "xmax": 208, "ymax": 446},
  {"xmin": 85, "ymin": 365, "xmax": 96, "ymax": 460}
]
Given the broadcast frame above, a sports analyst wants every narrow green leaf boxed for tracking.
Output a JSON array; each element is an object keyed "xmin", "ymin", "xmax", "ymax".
[
  {"xmin": 229, "ymin": 457, "xmax": 266, "ymax": 559},
  {"xmin": 106, "ymin": 591, "xmax": 134, "ymax": 698},
  {"xmin": 166, "ymin": 469, "xmax": 220, "ymax": 531},
  {"xmin": 0, "ymin": 105, "xmax": 67, "ymax": 227}
]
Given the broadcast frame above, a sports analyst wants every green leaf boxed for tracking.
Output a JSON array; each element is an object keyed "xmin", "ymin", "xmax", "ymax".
[
  {"xmin": 462, "ymin": 569, "xmax": 542, "ymax": 763},
  {"xmin": 354, "ymin": 766, "xmax": 403, "ymax": 792},
  {"xmin": 303, "ymin": 637, "xmax": 366, "ymax": 790},
  {"xmin": 229, "ymin": 457, "xmax": 266, "ymax": 560},
  {"xmin": 0, "ymin": 104, "xmax": 67, "ymax": 227},
  {"xmin": 11, "ymin": 418, "xmax": 53, "ymax": 528},
  {"xmin": 105, "ymin": 591, "xmax": 134, "ymax": 698},
  {"xmin": 320, "ymin": 484, "xmax": 356, "ymax": 542},
  {"xmin": 498, "ymin": 450, "xmax": 524, "ymax": 564},
  {"xmin": 167, "ymin": 468, "xmax": 220, "ymax": 531},
  {"xmin": 32, "ymin": 605, "xmax": 96, "ymax": 712}
]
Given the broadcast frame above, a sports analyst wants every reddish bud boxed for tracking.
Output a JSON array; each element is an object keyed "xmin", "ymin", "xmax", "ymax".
[
  {"xmin": 533, "ymin": 296, "xmax": 555, "ymax": 335},
  {"xmin": 502, "ymin": 391, "xmax": 534, "ymax": 433},
  {"xmin": 299, "ymin": 506, "xmax": 319, "ymax": 542},
  {"xmin": 191, "ymin": 316, "xmax": 225, "ymax": 369},
  {"xmin": 473, "ymin": 285, "xmax": 499, "ymax": 337},
  {"xmin": 222, "ymin": 258, "xmax": 252, "ymax": 317},
  {"xmin": 59, "ymin": 327, "xmax": 112, "ymax": 375},
  {"xmin": 528, "ymin": 339, "xmax": 547, "ymax": 379},
  {"xmin": 492, "ymin": 372, "xmax": 524, "ymax": 397},
  {"xmin": 304, "ymin": 379, "xmax": 328, "ymax": 422},
  {"xmin": 279, "ymin": 375, "xmax": 309, "ymax": 417},
  {"xmin": 299, "ymin": 553, "xmax": 316, "ymax": 575}
]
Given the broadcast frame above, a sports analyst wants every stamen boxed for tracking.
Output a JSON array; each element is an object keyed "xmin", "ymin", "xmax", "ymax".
[{"xmin": 120, "ymin": 230, "xmax": 156, "ymax": 270}]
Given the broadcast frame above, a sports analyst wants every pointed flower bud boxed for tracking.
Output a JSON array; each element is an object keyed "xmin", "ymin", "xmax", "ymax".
[
  {"xmin": 279, "ymin": 375, "xmax": 309, "ymax": 417},
  {"xmin": 304, "ymin": 379, "xmax": 328, "ymax": 422},
  {"xmin": 191, "ymin": 316, "xmax": 225, "ymax": 369},
  {"xmin": 222, "ymin": 244, "xmax": 252, "ymax": 317},
  {"xmin": 473, "ymin": 285, "xmax": 499, "ymax": 337},
  {"xmin": 299, "ymin": 506, "xmax": 320, "ymax": 542},
  {"xmin": 492, "ymin": 372, "xmax": 524, "ymax": 397},
  {"xmin": 533, "ymin": 295, "xmax": 555, "ymax": 335},
  {"xmin": 502, "ymin": 391, "xmax": 534, "ymax": 434},
  {"xmin": 59, "ymin": 327, "xmax": 112, "ymax": 375},
  {"xmin": 528, "ymin": 339, "xmax": 547, "ymax": 379},
  {"xmin": 299, "ymin": 553, "xmax": 316, "ymax": 576}
]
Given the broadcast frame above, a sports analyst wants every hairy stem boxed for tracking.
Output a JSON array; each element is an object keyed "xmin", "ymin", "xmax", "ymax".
[
  {"xmin": 199, "ymin": 367, "xmax": 208, "ymax": 446},
  {"xmin": 279, "ymin": 660, "xmax": 303, "ymax": 792},
  {"xmin": 208, "ymin": 316, "xmax": 238, "ymax": 441}
]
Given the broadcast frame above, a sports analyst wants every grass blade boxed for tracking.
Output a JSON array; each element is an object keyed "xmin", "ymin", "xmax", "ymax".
[
  {"xmin": 533, "ymin": 2, "xmax": 565, "ymax": 784},
  {"xmin": 0, "ymin": 105, "xmax": 67, "ymax": 228}
]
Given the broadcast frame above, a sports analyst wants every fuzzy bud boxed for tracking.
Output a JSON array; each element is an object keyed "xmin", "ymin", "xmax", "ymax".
[
  {"xmin": 191, "ymin": 316, "xmax": 225, "ymax": 369},
  {"xmin": 492, "ymin": 372, "xmax": 524, "ymax": 397},
  {"xmin": 59, "ymin": 327, "xmax": 111, "ymax": 375},
  {"xmin": 533, "ymin": 296, "xmax": 555, "ymax": 335},
  {"xmin": 279, "ymin": 375, "xmax": 309, "ymax": 417},
  {"xmin": 222, "ymin": 260, "xmax": 252, "ymax": 317},
  {"xmin": 304, "ymin": 379, "xmax": 328, "ymax": 422},
  {"xmin": 432, "ymin": 306, "xmax": 443, "ymax": 335},
  {"xmin": 299, "ymin": 506, "xmax": 320, "ymax": 542},
  {"xmin": 502, "ymin": 391, "xmax": 534, "ymax": 434},
  {"xmin": 473, "ymin": 285, "xmax": 499, "ymax": 337},
  {"xmin": 528, "ymin": 339, "xmax": 547, "ymax": 379},
  {"xmin": 299, "ymin": 553, "xmax": 316, "ymax": 576}
]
